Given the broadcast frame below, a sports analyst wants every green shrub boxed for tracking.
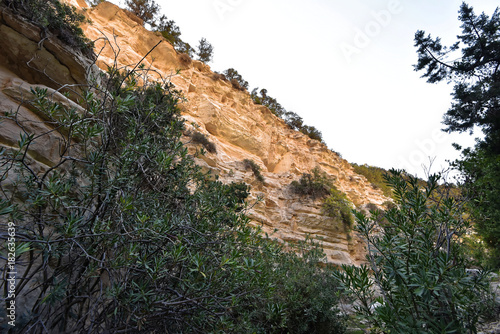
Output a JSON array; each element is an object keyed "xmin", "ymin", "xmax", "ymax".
[
  {"xmin": 3, "ymin": 0, "xmax": 94, "ymax": 56},
  {"xmin": 352, "ymin": 163, "xmax": 393, "ymax": 198},
  {"xmin": 212, "ymin": 72, "xmax": 227, "ymax": 81},
  {"xmin": 155, "ymin": 14, "xmax": 181, "ymax": 44},
  {"xmin": 223, "ymin": 68, "xmax": 249, "ymax": 91},
  {"xmin": 243, "ymin": 158, "xmax": 264, "ymax": 182},
  {"xmin": 300, "ymin": 124, "xmax": 323, "ymax": 142},
  {"xmin": 196, "ymin": 37, "xmax": 214, "ymax": 63},
  {"xmin": 176, "ymin": 40, "xmax": 195, "ymax": 57},
  {"xmin": 322, "ymin": 186, "xmax": 354, "ymax": 230},
  {"xmin": 382, "ymin": 200, "xmax": 396, "ymax": 210},
  {"xmin": 290, "ymin": 167, "xmax": 332, "ymax": 199},
  {"xmin": 86, "ymin": 0, "xmax": 104, "ymax": 6},
  {"xmin": 125, "ymin": 0, "xmax": 159, "ymax": 26},
  {"xmin": 330, "ymin": 149, "xmax": 342, "ymax": 158},
  {"xmin": 249, "ymin": 89, "xmax": 324, "ymax": 142},
  {"xmin": 334, "ymin": 170, "xmax": 495, "ymax": 333},
  {"xmin": 191, "ymin": 131, "xmax": 216, "ymax": 153},
  {"xmin": 244, "ymin": 237, "xmax": 347, "ymax": 334},
  {"xmin": 365, "ymin": 203, "xmax": 378, "ymax": 212}
]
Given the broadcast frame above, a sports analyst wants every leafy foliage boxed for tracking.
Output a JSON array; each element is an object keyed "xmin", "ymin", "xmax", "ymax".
[
  {"xmin": 246, "ymin": 238, "xmax": 347, "ymax": 334},
  {"xmin": 151, "ymin": 14, "xmax": 196, "ymax": 58},
  {"xmin": 414, "ymin": 2, "xmax": 500, "ymax": 268},
  {"xmin": 0, "ymin": 57, "xmax": 346, "ymax": 332},
  {"xmin": 196, "ymin": 37, "xmax": 214, "ymax": 63},
  {"xmin": 335, "ymin": 170, "xmax": 495, "ymax": 333},
  {"xmin": 155, "ymin": 14, "xmax": 182, "ymax": 46},
  {"xmin": 251, "ymin": 87, "xmax": 287, "ymax": 117},
  {"xmin": 125, "ymin": 0, "xmax": 160, "ymax": 26},
  {"xmin": 453, "ymin": 146, "xmax": 500, "ymax": 267},
  {"xmin": 299, "ymin": 124, "xmax": 323, "ymax": 142},
  {"xmin": 191, "ymin": 131, "xmax": 217, "ymax": 153},
  {"xmin": 322, "ymin": 187, "xmax": 355, "ymax": 230},
  {"xmin": 250, "ymin": 88, "xmax": 323, "ymax": 142},
  {"xmin": 291, "ymin": 168, "xmax": 354, "ymax": 231},
  {"xmin": 223, "ymin": 68, "xmax": 249, "ymax": 91},
  {"xmin": 352, "ymin": 163, "xmax": 393, "ymax": 198},
  {"xmin": 243, "ymin": 159, "xmax": 265, "ymax": 182},
  {"xmin": 414, "ymin": 3, "xmax": 500, "ymax": 153},
  {"xmin": 86, "ymin": 0, "xmax": 104, "ymax": 6},
  {"xmin": 290, "ymin": 167, "xmax": 333, "ymax": 200},
  {"xmin": 2, "ymin": 0, "xmax": 94, "ymax": 55}
]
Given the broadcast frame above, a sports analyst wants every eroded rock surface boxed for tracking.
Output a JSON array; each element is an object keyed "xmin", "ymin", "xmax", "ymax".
[{"xmin": 0, "ymin": 0, "xmax": 390, "ymax": 265}]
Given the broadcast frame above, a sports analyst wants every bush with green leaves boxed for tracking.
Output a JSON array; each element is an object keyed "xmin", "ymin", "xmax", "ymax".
[
  {"xmin": 196, "ymin": 37, "xmax": 214, "ymax": 63},
  {"xmin": 290, "ymin": 167, "xmax": 332, "ymax": 199},
  {"xmin": 125, "ymin": 0, "xmax": 159, "ymax": 26},
  {"xmin": 351, "ymin": 163, "xmax": 393, "ymax": 198},
  {"xmin": 191, "ymin": 131, "xmax": 216, "ymax": 153},
  {"xmin": 250, "ymin": 88, "xmax": 323, "ymax": 142},
  {"xmin": 453, "ymin": 147, "xmax": 500, "ymax": 268},
  {"xmin": 334, "ymin": 170, "xmax": 495, "ymax": 333},
  {"xmin": 155, "ymin": 14, "xmax": 182, "ymax": 46},
  {"xmin": 243, "ymin": 237, "xmax": 347, "ymax": 334},
  {"xmin": 2, "ymin": 0, "xmax": 94, "ymax": 56},
  {"xmin": 243, "ymin": 158, "xmax": 264, "ymax": 182},
  {"xmin": 322, "ymin": 187, "xmax": 354, "ymax": 231},
  {"xmin": 86, "ymin": 0, "xmax": 104, "ymax": 6},
  {"xmin": 414, "ymin": 3, "xmax": 500, "ymax": 269},
  {"xmin": 223, "ymin": 68, "xmax": 249, "ymax": 91}
]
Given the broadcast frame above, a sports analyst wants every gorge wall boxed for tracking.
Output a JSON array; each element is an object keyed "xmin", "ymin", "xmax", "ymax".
[{"xmin": 0, "ymin": 0, "xmax": 389, "ymax": 265}]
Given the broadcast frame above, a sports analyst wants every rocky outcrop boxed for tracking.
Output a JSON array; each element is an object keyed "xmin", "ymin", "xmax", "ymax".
[
  {"xmin": 0, "ymin": 3, "xmax": 96, "ymax": 185},
  {"xmin": 0, "ymin": 0, "xmax": 389, "ymax": 265}
]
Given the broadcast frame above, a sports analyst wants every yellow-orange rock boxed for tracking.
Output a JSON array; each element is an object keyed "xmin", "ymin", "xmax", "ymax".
[{"xmin": 0, "ymin": 0, "xmax": 390, "ymax": 265}]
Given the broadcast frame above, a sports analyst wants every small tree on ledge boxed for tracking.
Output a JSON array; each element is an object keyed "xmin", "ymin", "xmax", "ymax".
[{"xmin": 196, "ymin": 37, "xmax": 214, "ymax": 63}]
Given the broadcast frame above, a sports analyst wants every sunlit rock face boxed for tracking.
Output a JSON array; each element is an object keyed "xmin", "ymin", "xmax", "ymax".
[{"xmin": 1, "ymin": 0, "xmax": 389, "ymax": 265}]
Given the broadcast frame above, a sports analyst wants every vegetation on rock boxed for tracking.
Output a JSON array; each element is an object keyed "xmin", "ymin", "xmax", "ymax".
[
  {"xmin": 125, "ymin": 0, "xmax": 159, "ymax": 26},
  {"xmin": 223, "ymin": 68, "xmax": 249, "ymax": 91},
  {"xmin": 1, "ymin": 0, "xmax": 498, "ymax": 333},
  {"xmin": 291, "ymin": 168, "xmax": 354, "ymax": 230},
  {"xmin": 323, "ymin": 187, "xmax": 355, "ymax": 231},
  {"xmin": 251, "ymin": 88, "xmax": 324, "ymax": 142},
  {"xmin": 351, "ymin": 163, "xmax": 393, "ymax": 198},
  {"xmin": 290, "ymin": 167, "xmax": 333, "ymax": 199},
  {"xmin": 191, "ymin": 131, "xmax": 217, "ymax": 153},
  {"xmin": 196, "ymin": 37, "xmax": 214, "ymax": 63},
  {"xmin": 2, "ymin": 0, "xmax": 94, "ymax": 55},
  {"xmin": 243, "ymin": 158, "xmax": 265, "ymax": 182}
]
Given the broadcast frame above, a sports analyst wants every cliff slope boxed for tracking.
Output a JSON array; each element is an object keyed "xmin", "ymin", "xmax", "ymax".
[{"xmin": 1, "ymin": 0, "xmax": 389, "ymax": 265}]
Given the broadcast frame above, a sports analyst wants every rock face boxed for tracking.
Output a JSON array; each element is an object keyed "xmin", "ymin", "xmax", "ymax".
[
  {"xmin": 0, "ymin": 0, "xmax": 389, "ymax": 265},
  {"xmin": 0, "ymin": 4, "xmax": 94, "ymax": 184}
]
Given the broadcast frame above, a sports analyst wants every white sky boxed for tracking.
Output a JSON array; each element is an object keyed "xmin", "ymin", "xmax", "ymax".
[{"xmin": 108, "ymin": 0, "xmax": 498, "ymax": 178}]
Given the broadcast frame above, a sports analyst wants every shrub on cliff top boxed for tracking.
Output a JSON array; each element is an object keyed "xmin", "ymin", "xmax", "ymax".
[
  {"xmin": 196, "ymin": 37, "xmax": 214, "ymax": 63},
  {"xmin": 352, "ymin": 163, "xmax": 393, "ymax": 198},
  {"xmin": 155, "ymin": 14, "xmax": 182, "ymax": 46},
  {"xmin": 223, "ymin": 68, "xmax": 249, "ymax": 91},
  {"xmin": 125, "ymin": 0, "xmax": 159, "ymax": 26}
]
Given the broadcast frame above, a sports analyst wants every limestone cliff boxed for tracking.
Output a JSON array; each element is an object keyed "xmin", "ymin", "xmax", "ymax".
[{"xmin": 0, "ymin": 0, "xmax": 389, "ymax": 265}]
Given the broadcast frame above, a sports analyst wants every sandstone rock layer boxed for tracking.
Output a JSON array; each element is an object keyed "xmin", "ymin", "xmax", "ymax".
[{"xmin": 0, "ymin": 1, "xmax": 389, "ymax": 265}]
